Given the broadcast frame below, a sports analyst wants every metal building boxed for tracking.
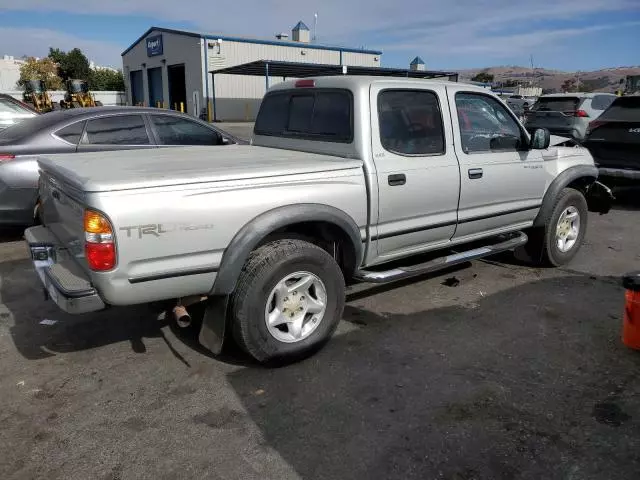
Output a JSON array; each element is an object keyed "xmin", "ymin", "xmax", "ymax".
[{"xmin": 121, "ymin": 24, "xmax": 382, "ymax": 121}]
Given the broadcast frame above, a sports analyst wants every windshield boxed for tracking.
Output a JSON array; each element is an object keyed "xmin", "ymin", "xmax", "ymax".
[
  {"xmin": 69, "ymin": 80, "xmax": 89, "ymax": 93},
  {"xmin": 0, "ymin": 98, "xmax": 37, "ymax": 115},
  {"xmin": 26, "ymin": 80, "xmax": 45, "ymax": 93}
]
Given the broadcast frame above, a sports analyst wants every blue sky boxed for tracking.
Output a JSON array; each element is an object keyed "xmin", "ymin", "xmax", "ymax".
[{"xmin": 0, "ymin": 0, "xmax": 639, "ymax": 71}]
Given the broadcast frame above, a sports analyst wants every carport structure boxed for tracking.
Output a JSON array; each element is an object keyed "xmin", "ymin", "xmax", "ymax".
[{"xmin": 209, "ymin": 60, "xmax": 459, "ymax": 121}]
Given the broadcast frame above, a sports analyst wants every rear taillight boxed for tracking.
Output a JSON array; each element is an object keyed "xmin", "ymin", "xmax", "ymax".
[
  {"xmin": 0, "ymin": 154, "xmax": 15, "ymax": 161},
  {"xmin": 295, "ymin": 79, "xmax": 315, "ymax": 88},
  {"xmin": 575, "ymin": 109, "xmax": 589, "ymax": 118},
  {"xmin": 84, "ymin": 210, "xmax": 116, "ymax": 271}
]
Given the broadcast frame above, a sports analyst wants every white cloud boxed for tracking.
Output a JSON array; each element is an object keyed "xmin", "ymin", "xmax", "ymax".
[
  {"xmin": 0, "ymin": 27, "xmax": 123, "ymax": 67},
  {"xmin": 0, "ymin": 0, "xmax": 638, "ymax": 64}
]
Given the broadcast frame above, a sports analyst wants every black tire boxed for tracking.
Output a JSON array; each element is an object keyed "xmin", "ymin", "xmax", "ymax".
[
  {"xmin": 95, "ymin": 101, "xmax": 103, "ymax": 107},
  {"xmin": 526, "ymin": 188, "xmax": 588, "ymax": 266},
  {"xmin": 230, "ymin": 239, "xmax": 345, "ymax": 363},
  {"xmin": 71, "ymin": 101, "xmax": 81, "ymax": 108}
]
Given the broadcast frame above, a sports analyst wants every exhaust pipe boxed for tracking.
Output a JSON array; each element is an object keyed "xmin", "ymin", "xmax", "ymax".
[
  {"xmin": 173, "ymin": 295, "xmax": 209, "ymax": 328},
  {"xmin": 173, "ymin": 305, "xmax": 192, "ymax": 328}
]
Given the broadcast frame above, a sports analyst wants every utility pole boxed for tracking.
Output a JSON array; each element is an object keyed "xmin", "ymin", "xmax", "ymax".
[{"xmin": 313, "ymin": 13, "xmax": 318, "ymax": 42}]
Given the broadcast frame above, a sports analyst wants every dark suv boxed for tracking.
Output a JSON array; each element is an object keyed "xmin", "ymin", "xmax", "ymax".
[{"xmin": 583, "ymin": 95, "xmax": 640, "ymax": 183}]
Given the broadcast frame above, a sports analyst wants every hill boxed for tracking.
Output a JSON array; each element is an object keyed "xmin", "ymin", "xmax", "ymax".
[{"xmin": 458, "ymin": 65, "xmax": 640, "ymax": 93}]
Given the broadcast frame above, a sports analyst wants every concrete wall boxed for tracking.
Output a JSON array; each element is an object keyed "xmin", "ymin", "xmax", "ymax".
[
  {"xmin": 0, "ymin": 57, "xmax": 23, "ymax": 91},
  {"xmin": 121, "ymin": 30, "xmax": 204, "ymax": 115},
  {"xmin": 4, "ymin": 90, "xmax": 126, "ymax": 106}
]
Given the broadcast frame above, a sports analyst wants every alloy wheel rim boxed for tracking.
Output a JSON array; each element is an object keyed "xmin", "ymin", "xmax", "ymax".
[{"xmin": 264, "ymin": 271, "xmax": 327, "ymax": 343}]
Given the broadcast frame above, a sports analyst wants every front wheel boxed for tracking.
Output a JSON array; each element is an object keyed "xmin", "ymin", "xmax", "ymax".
[
  {"xmin": 526, "ymin": 187, "xmax": 588, "ymax": 266},
  {"xmin": 230, "ymin": 239, "xmax": 345, "ymax": 363}
]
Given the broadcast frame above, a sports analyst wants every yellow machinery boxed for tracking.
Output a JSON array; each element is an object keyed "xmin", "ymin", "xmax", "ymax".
[
  {"xmin": 22, "ymin": 80, "xmax": 56, "ymax": 113},
  {"xmin": 60, "ymin": 79, "xmax": 103, "ymax": 109}
]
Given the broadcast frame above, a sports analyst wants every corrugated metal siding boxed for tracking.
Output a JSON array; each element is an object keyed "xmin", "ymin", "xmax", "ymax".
[
  {"xmin": 208, "ymin": 40, "xmax": 379, "ymax": 120},
  {"xmin": 124, "ymin": 31, "xmax": 380, "ymax": 121}
]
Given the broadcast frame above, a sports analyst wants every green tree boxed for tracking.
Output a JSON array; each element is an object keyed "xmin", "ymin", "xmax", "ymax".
[
  {"xmin": 48, "ymin": 47, "xmax": 90, "ymax": 81},
  {"xmin": 471, "ymin": 71, "xmax": 494, "ymax": 83},
  {"xmin": 561, "ymin": 78, "xmax": 578, "ymax": 93},
  {"xmin": 18, "ymin": 57, "xmax": 63, "ymax": 90},
  {"xmin": 89, "ymin": 69, "xmax": 125, "ymax": 91}
]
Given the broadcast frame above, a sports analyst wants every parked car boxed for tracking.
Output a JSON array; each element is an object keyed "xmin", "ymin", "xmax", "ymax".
[
  {"xmin": 0, "ymin": 106, "xmax": 243, "ymax": 226},
  {"xmin": 583, "ymin": 95, "xmax": 640, "ymax": 182},
  {"xmin": 505, "ymin": 94, "xmax": 534, "ymax": 111},
  {"xmin": 525, "ymin": 93, "xmax": 616, "ymax": 141},
  {"xmin": 0, "ymin": 94, "xmax": 38, "ymax": 131},
  {"xmin": 25, "ymin": 76, "xmax": 611, "ymax": 363}
]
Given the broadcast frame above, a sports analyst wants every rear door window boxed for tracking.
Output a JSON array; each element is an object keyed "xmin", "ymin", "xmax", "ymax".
[
  {"xmin": 150, "ymin": 115, "xmax": 221, "ymax": 145},
  {"xmin": 378, "ymin": 89, "xmax": 445, "ymax": 155},
  {"xmin": 84, "ymin": 115, "xmax": 150, "ymax": 145},
  {"xmin": 55, "ymin": 121, "xmax": 85, "ymax": 145},
  {"xmin": 255, "ymin": 89, "xmax": 352, "ymax": 143}
]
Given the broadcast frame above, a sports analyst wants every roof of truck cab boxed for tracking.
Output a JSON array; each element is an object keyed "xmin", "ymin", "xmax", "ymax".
[{"xmin": 267, "ymin": 76, "xmax": 486, "ymax": 92}]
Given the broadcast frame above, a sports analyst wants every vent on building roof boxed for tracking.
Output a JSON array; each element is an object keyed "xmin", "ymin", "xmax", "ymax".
[{"xmin": 292, "ymin": 21, "xmax": 310, "ymax": 43}]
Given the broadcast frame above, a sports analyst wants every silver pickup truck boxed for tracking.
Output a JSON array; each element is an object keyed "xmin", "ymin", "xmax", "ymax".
[{"xmin": 25, "ymin": 76, "xmax": 612, "ymax": 363}]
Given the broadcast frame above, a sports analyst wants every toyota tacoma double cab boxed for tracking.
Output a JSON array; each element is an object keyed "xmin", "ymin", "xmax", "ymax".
[{"xmin": 25, "ymin": 76, "xmax": 612, "ymax": 363}]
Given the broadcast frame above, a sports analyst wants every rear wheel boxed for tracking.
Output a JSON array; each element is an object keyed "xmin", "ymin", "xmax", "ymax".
[
  {"xmin": 526, "ymin": 188, "xmax": 588, "ymax": 266},
  {"xmin": 230, "ymin": 239, "xmax": 345, "ymax": 363}
]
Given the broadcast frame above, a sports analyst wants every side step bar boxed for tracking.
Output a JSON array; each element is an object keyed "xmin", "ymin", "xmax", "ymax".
[{"xmin": 354, "ymin": 231, "xmax": 528, "ymax": 284}]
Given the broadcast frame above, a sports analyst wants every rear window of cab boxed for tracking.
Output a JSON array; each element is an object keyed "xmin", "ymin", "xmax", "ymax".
[{"xmin": 254, "ymin": 89, "xmax": 353, "ymax": 143}]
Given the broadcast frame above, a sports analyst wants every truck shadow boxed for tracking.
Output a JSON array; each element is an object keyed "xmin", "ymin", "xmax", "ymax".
[
  {"xmin": 2, "ymin": 258, "xmax": 169, "ymax": 360},
  {"xmin": 0, "ymin": 227, "xmax": 25, "ymax": 244},
  {"xmin": 225, "ymin": 273, "xmax": 640, "ymax": 480}
]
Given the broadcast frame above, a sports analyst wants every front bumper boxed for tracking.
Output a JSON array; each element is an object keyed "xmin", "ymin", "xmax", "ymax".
[{"xmin": 25, "ymin": 226, "xmax": 105, "ymax": 314}]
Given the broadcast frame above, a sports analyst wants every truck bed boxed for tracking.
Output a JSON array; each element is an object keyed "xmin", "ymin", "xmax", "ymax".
[{"xmin": 37, "ymin": 145, "xmax": 363, "ymax": 192}]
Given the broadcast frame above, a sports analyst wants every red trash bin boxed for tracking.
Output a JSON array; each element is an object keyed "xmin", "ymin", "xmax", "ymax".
[{"xmin": 622, "ymin": 272, "xmax": 640, "ymax": 350}]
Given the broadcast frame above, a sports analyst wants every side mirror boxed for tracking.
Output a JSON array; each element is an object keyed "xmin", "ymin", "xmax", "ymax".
[{"xmin": 530, "ymin": 128, "xmax": 550, "ymax": 149}]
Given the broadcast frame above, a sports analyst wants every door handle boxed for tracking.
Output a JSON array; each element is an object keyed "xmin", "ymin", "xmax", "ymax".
[
  {"xmin": 468, "ymin": 168, "xmax": 483, "ymax": 179},
  {"xmin": 388, "ymin": 174, "xmax": 406, "ymax": 186}
]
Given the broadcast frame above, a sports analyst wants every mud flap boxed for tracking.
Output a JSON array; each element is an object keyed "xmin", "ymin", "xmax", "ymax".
[
  {"xmin": 586, "ymin": 181, "xmax": 615, "ymax": 214},
  {"xmin": 198, "ymin": 295, "xmax": 229, "ymax": 355}
]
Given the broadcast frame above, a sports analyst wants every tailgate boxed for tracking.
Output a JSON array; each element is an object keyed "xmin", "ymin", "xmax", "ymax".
[
  {"xmin": 585, "ymin": 122, "xmax": 640, "ymax": 170},
  {"xmin": 39, "ymin": 169, "xmax": 90, "ymax": 273}
]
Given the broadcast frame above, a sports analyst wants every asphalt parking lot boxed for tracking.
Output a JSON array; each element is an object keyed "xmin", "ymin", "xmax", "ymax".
[{"xmin": 1, "ymin": 130, "xmax": 639, "ymax": 478}]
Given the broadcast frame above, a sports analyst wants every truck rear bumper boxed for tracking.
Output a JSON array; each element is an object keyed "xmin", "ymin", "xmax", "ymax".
[{"xmin": 25, "ymin": 226, "xmax": 106, "ymax": 314}]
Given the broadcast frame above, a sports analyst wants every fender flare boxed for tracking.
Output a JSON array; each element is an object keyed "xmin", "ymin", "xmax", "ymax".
[
  {"xmin": 210, "ymin": 204, "xmax": 364, "ymax": 295},
  {"xmin": 533, "ymin": 164, "xmax": 598, "ymax": 227}
]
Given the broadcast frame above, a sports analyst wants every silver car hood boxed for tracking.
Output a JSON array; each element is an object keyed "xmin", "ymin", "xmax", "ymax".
[{"xmin": 37, "ymin": 145, "xmax": 364, "ymax": 192}]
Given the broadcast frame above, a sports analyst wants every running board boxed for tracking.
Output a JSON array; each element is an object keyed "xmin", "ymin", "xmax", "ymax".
[{"xmin": 354, "ymin": 232, "xmax": 528, "ymax": 284}]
